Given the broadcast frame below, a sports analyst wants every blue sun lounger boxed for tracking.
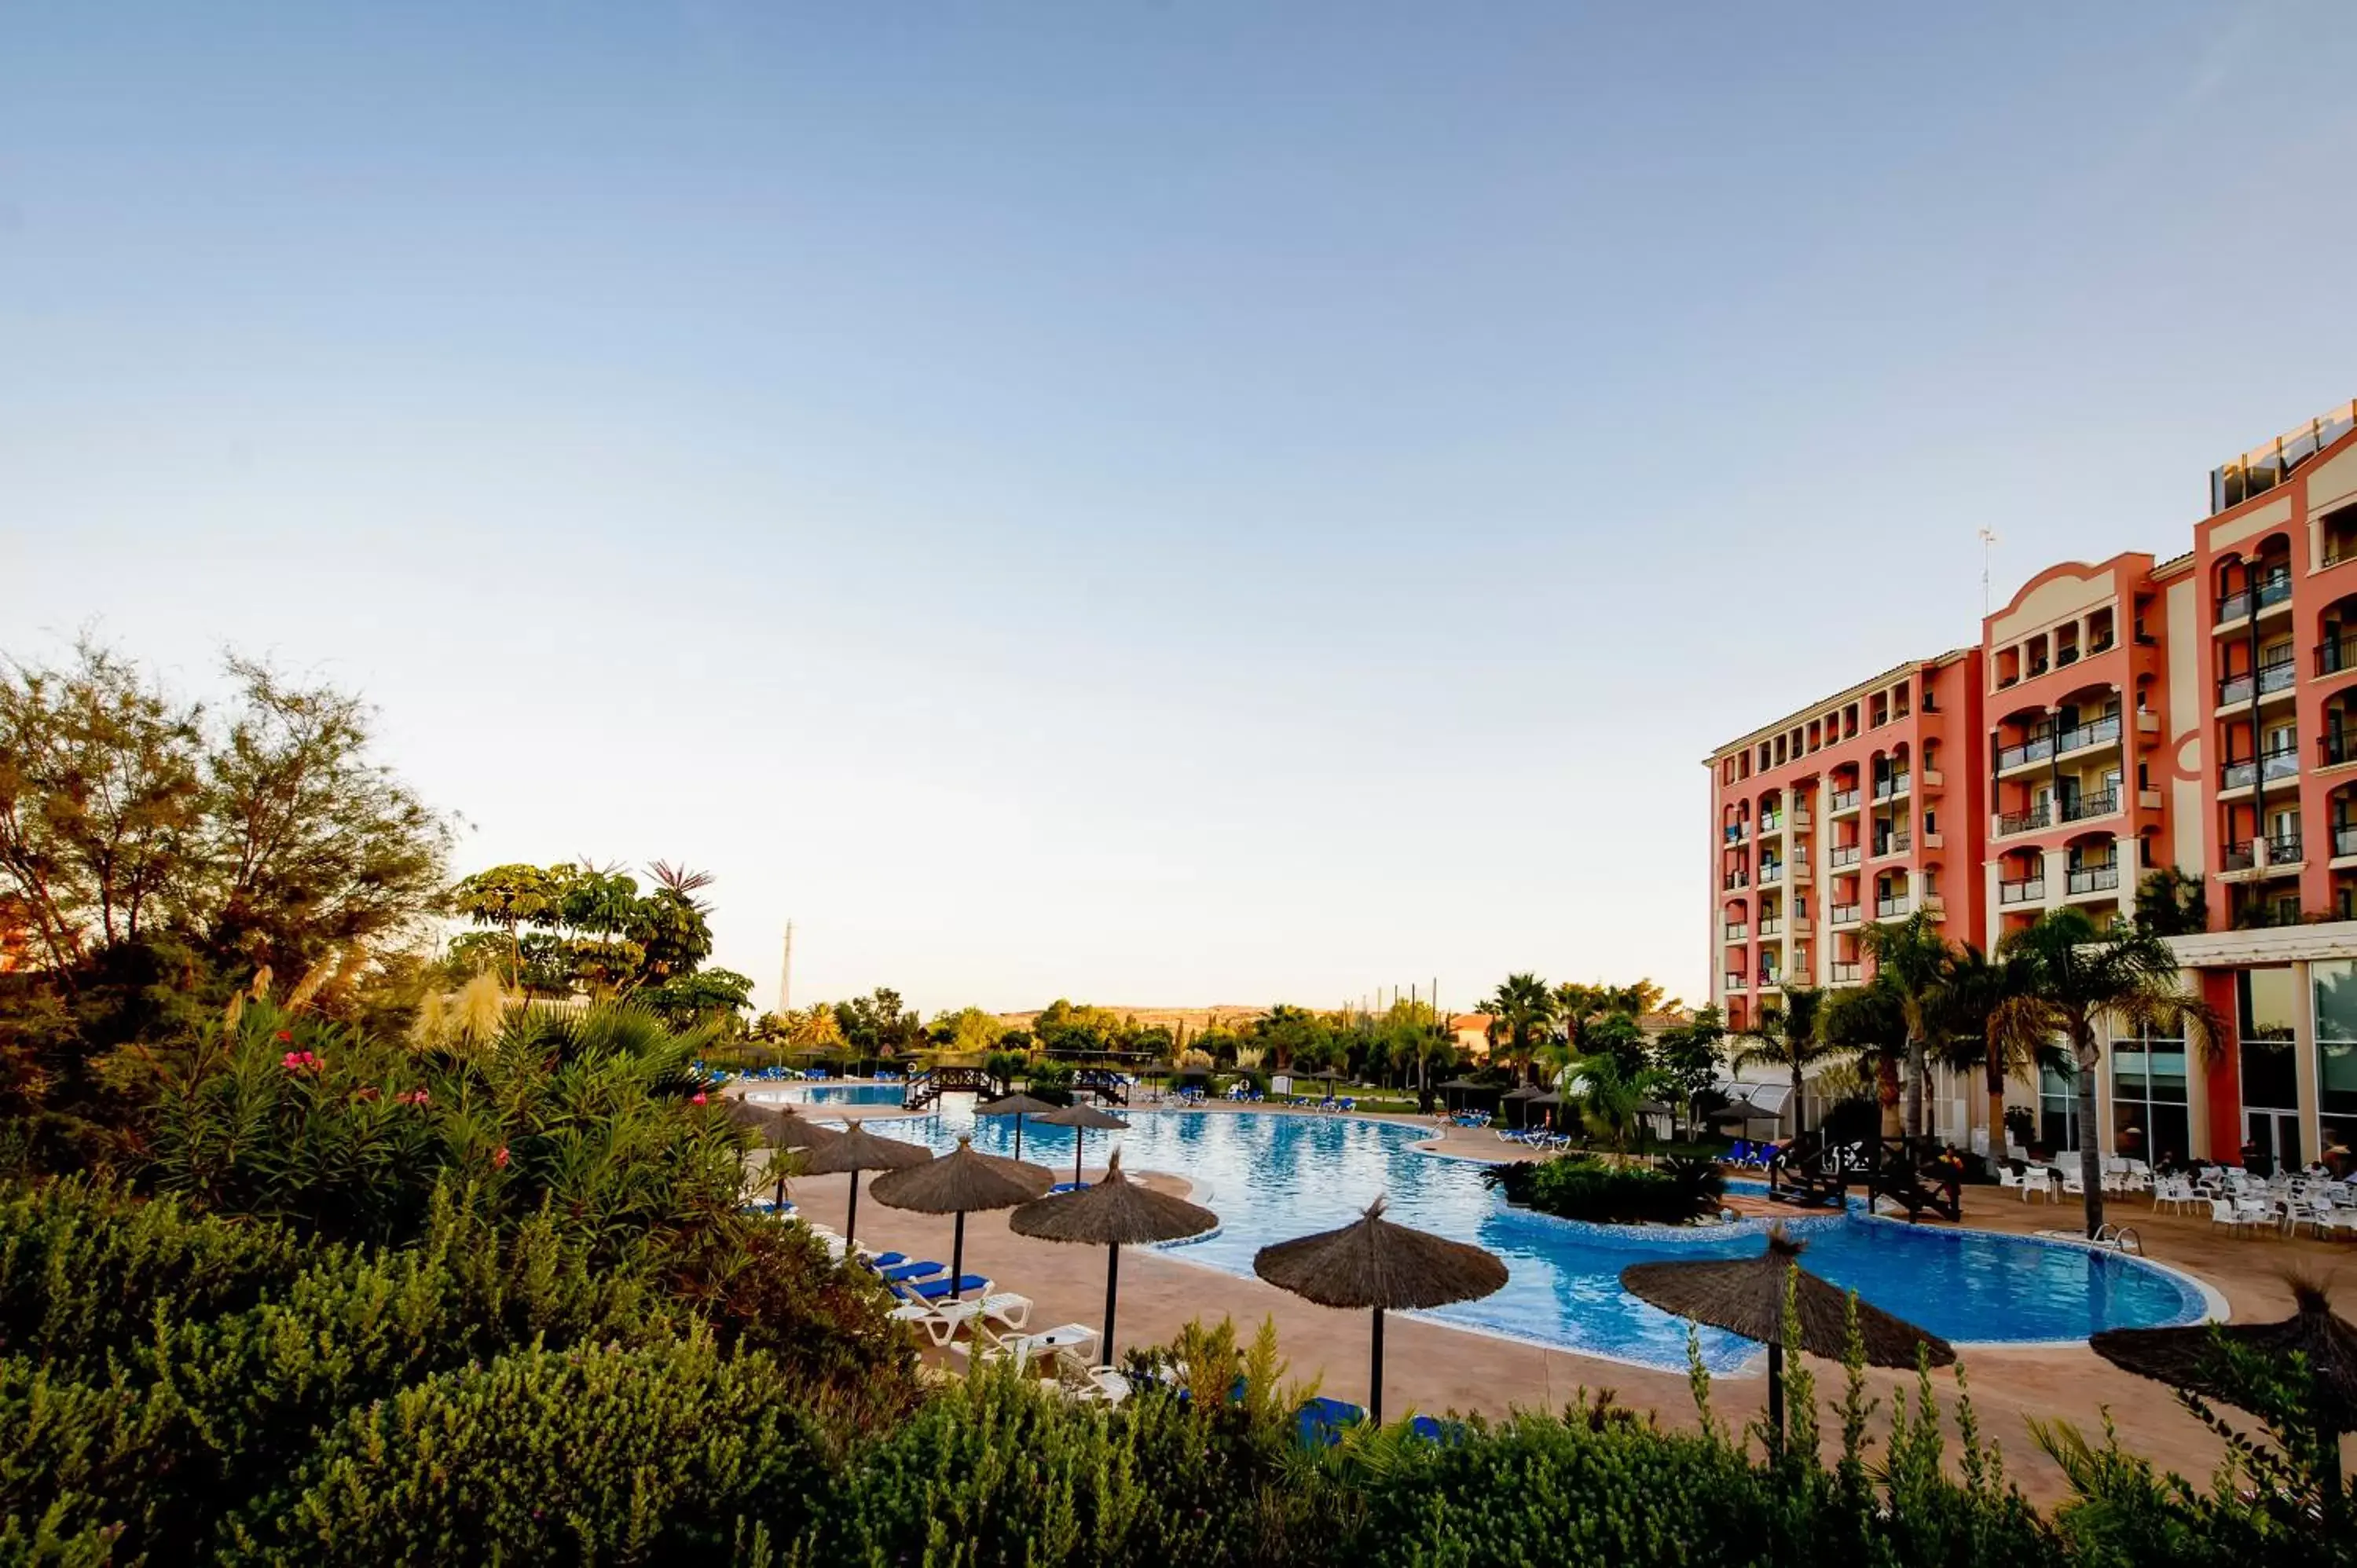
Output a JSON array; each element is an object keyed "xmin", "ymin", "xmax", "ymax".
[
  {"xmin": 874, "ymin": 1258, "xmax": 945, "ymax": 1283},
  {"xmin": 897, "ymin": 1273, "xmax": 990, "ymax": 1302},
  {"xmin": 1296, "ymin": 1396, "xmax": 1365, "ymax": 1445}
]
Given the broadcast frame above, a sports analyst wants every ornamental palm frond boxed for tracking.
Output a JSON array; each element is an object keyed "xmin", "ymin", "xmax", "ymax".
[
  {"xmin": 1992, "ymin": 908, "xmax": 2222, "ymax": 1237},
  {"xmin": 1857, "ymin": 911, "xmax": 1955, "ymax": 1141},
  {"xmin": 1481, "ymin": 973, "xmax": 1558, "ymax": 1086},
  {"xmin": 1730, "ymin": 985, "xmax": 1834, "ymax": 1135}
]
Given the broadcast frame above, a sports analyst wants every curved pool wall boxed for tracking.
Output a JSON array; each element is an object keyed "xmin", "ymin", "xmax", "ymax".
[{"xmin": 750, "ymin": 1089, "xmax": 2211, "ymax": 1373}]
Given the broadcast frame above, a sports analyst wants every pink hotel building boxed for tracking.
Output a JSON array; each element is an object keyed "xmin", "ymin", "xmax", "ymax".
[{"xmin": 1709, "ymin": 398, "xmax": 2357, "ymax": 1171}]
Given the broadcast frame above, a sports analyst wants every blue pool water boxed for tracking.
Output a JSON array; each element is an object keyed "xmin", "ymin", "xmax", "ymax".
[{"xmin": 752, "ymin": 1090, "xmax": 2208, "ymax": 1372}]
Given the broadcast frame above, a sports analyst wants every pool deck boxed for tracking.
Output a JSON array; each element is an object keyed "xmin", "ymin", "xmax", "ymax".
[{"xmin": 761, "ymin": 1091, "xmax": 2340, "ymax": 1504}]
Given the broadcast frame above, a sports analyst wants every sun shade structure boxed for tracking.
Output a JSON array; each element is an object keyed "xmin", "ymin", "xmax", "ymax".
[
  {"xmin": 790, "ymin": 1122, "xmax": 933, "ymax": 1247},
  {"xmin": 1253, "ymin": 1196, "xmax": 1508, "ymax": 1425},
  {"xmin": 1620, "ymin": 1228, "xmax": 1954, "ymax": 1448},
  {"xmin": 976, "ymin": 1092, "xmax": 1059, "ymax": 1161},
  {"xmin": 724, "ymin": 1097, "xmax": 847, "ymax": 1210},
  {"xmin": 1035, "ymin": 1101, "xmax": 1129, "ymax": 1187},
  {"xmin": 869, "ymin": 1136, "xmax": 1054, "ymax": 1300},
  {"xmin": 2091, "ymin": 1275, "xmax": 2357, "ymax": 1434},
  {"xmin": 1009, "ymin": 1149, "xmax": 1216, "ymax": 1360}
]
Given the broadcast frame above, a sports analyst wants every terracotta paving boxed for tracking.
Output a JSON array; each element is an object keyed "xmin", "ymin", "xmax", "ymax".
[{"xmin": 761, "ymin": 1097, "xmax": 2355, "ymax": 1504}]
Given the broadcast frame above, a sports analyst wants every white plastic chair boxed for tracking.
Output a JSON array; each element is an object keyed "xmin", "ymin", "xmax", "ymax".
[{"xmin": 2210, "ymin": 1199, "xmax": 2257, "ymax": 1237}]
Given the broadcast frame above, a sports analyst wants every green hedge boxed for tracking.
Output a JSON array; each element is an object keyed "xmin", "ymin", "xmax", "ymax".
[{"xmin": 1483, "ymin": 1155, "xmax": 1726, "ymax": 1225}]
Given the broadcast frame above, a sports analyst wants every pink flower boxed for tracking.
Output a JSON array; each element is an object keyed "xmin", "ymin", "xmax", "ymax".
[
  {"xmin": 274, "ymin": 1029, "xmax": 292, "ymax": 1043},
  {"xmin": 493, "ymin": 1146, "xmax": 510, "ymax": 1169},
  {"xmin": 691, "ymin": 1092, "xmax": 708, "ymax": 1105}
]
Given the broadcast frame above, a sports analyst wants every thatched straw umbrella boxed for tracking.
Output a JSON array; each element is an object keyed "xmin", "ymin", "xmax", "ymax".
[
  {"xmin": 1501, "ymin": 1084, "xmax": 1541, "ymax": 1130},
  {"xmin": 2091, "ymin": 1273, "xmax": 2357, "ymax": 1512},
  {"xmin": 977, "ymin": 1092, "xmax": 1059, "ymax": 1160},
  {"xmin": 726, "ymin": 1098, "xmax": 846, "ymax": 1209},
  {"xmin": 1620, "ymin": 1228, "xmax": 1953, "ymax": 1448},
  {"xmin": 1035, "ymin": 1101, "xmax": 1129, "ymax": 1188},
  {"xmin": 1253, "ymin": 1196, "xmax": 1508, "ymax": 1424},
  {"xmin": 791, "ymin": 1122, "xmax": 933, "ymax": 1247},
  {"xmin": 869, "ymin": 1136, "xmax": 1054, "ymax": 1300},
  {"xmin": 1009, "ymin": 1149, "xmax": 1215, "ymax": 1359}
]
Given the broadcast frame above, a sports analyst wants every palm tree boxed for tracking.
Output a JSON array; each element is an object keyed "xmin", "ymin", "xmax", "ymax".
[
  {"xmin": 1568, "ymin": 1048, "xmax": 1672, "ymax": 1160},
  {"xmin": 1481, "ymin": 973, "xmax": 1557, "ymax": 1086},
  {"xmin": 1730, "ymin": 986, "xmax": 1833, "ymax": 1136},
  {"xmin": 1992, "ymin": 909, "xmax": 2219, "ymax": 1237},
  {"xmin": 1929, "ymin": 944, "xmax": 2054, "ymax": 1161},
  {"xmin": 1820, "ymin": 979, "xmax": 1909, "ymax": 1154},
  {"xmin": 1858, "ymin": 912, "xmax": 1954, "ymax": 1141}
]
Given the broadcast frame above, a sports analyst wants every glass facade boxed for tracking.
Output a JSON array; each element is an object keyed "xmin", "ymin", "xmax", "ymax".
[
  {"xmin": 2111, "ymin": 1026, "xmax": 2189, "ymax": 1167},
  {"xmin": 2037, "ymin": 1061, "xmax": 2080, "ymax": 1155},
  {"xmin": 2315, "ymin": 961, "xmax": 2357, "ymax": 1162},
  {"xmin": 2240, "ymin": 966, "xmax": 2300, "ymax": 1171}
]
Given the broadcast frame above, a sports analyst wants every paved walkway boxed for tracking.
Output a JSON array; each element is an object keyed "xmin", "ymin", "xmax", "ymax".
[{"xmin": 762, "ymin": 1095, "xmax": 2344, "ymax": 1504}]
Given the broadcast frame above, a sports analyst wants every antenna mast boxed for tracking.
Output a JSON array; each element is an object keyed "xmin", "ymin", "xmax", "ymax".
[
  {"xmin": 1978, "ymin": 528, "xmax": 2000, "ymax": 617},
  {"xmin": 777, "ymin": 921, "xmax": 794, "ymax": 1014}
]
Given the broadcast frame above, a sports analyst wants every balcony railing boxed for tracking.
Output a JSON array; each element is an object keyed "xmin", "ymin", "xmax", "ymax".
[
  {"xmin": 1872, "ymin": 832, "xmax": 1912, "ymax": 857},
  {"xmin": 1830, "ymin": 903, "xmax": 1861, "ymax": 925},
  {"xmin": 1829, "ymin": 844, "xmax": 1861, "ymax": 868},
  {"xmin": 2223, "ymin": 750, "xmax": 2303, "ymax": 788},
  {"xmin": 1757, "ymin": 971, "xmax": 1781, "ymax": 988},
  {"xmin": 1757, "ymin": 862, "xmax": 1785, "ymax": 884},
  {"xmin": 2222, "ymin": 839, "xmax": 2256, "ymax": 872},
  {"xmin": 1829, "ymin": 789, "xmax": 1860, "ymax": 811},
  {"xmin": 2212, "ymin": 399, "xmax": 2357, "ymax": 514},
  {"xmin": 1758, "ymin": 918, "xmax": 1783, "ymax": 937},
  {"xmin": 1758, "ymin": 814, "xmax": 1783, "ymax": 834},
  {"xmin": 1828, "ymin": 962, "xmax": 1861, "ymax": 983},
  {"xmin": 2066, "ymin": 864, "xmax": 2120, "ymax": 896},
  {"xmin": 1724, "ymin": 973, "xmax": 1746, "ymax": 991},
  {"xmin": 2319, "ymin": 635, "xmax": 2357, "ymax": 678},
  {"xmin": 2055, "ymin": 715, "xmax": 2122, "ymax": 755},
  {"xmin": 1873, "ymin": 773, "xmax": 1912, "ymax": 800},
  {"xmin": 2337, "ymin": 822, "xmax": 2357, "ymax": 859},
  {"xmin": 1722, "ymin": 923, "xmax": 1748, "ymax": 943},
  {"xmin": 2218, "ymin": 660, "xmax": 2297, "ymax": 706},
  {"xmin": 1997, "ymin": 804, "xmax": 2052, "ymax": 835},
  {"xmin": 2216, "ymin": 571, "xmax": 2293, "ymax": 624},
  {"xmin": 2060, "ymin": 789, "xmax": 2119, "ymax": 823},
  {"xmin": 1999, "ymin": 877, "xmax": 2045, "ymax": 905},
  {"xmin": 1723, "ymin": 823, "xmax": 1748, "ymax": 843},
  {"xmin": 1875, "ymin": 896, "xmax": 1912, "ymax": 918},
  {"xmin": 2323, "ymin": 733, "xmax": 2357, "ymax": 768},
  {"xmin": 2267, "ymin": 831, "xmax": 2305, "ymax": 865},
  {"xmin": 1997, "ymin": 735, "xmax": 2055, "ymax": 771},
  {"xmin": 1723, "ymin": 872, "xmax": 1750, "ymax": 890}
]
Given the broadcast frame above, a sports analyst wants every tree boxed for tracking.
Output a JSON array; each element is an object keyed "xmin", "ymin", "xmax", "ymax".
[
  {"xmin": 929, "ymin": 1006, "xmax": 1007, "ymax": 1057},
  {"xmin": 450, "ymin": 864, "xmax": 566, "ymax": 991},
  {"xmin": 1652, "ymin": 1006, "xmax": 1726, "ymax": 1135},
  {"xmin": 448, "ymin": 861, "xmax": 718, "ymax": 1001},
  {"xmin": 1567, "ymin": 1048, "xmax": 1673, "ymax": 1159},
  {"xmin": 1857, "ymin": 912, "xmax": 1955, "ymax": 1141},
  {"xmin": 1819, "ymin": 980, "xmax": 1909, "ymax": 1150},
  {"xmin": 639, "ymin": 968, "xmax": 754, "ymax": 1028},
  {"xmin": 1730, "ymin": 989, "xmax": 1832, "ymax": 1136},
  {"xmin": 1250, "ymin": 1005, "xmax": 1332, "ymax": 1074},
  {"xmin": 1481, "ymin": 973, "xmax": 1557, "ymax": 1086},
  {"xmin": 1993, "ymin": 908, "xmax": 2219, "ymax": 1237},
  {"xmin": 2134, "ymin": 866, "xmax": 2209, "ymax": 937},
  {"xmin": 1929, "ymin": 944, "xmax": 2054, "ymax": 1160}
]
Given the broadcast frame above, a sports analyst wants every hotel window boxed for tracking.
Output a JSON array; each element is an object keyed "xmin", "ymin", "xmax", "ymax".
[
  {"xmin": 2037, "ymin": 1061, "xmax": 2080, "ymax": 1154},
  {"xmin": 2314, "ymin": 961, "xmax": 2357, "ymax": 1161},
  {"xmin": 2240, "ymin": 966, "xmax": 2302, "ymax": 1170},
  {"xmin": 2110, "ymin": 1025, "xmax": 2189, "ymax": 1167}
]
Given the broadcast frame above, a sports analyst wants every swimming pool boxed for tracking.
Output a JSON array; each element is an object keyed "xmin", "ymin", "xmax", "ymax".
[{"xmin": 752, "ymin": 1089, "xmax": 2211, "ymax": 1372}]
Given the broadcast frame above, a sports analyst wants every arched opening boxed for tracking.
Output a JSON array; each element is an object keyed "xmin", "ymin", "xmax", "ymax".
[{"xmin": 2318, "ymin": 592, "xmax": 2357, "ymax": 682}]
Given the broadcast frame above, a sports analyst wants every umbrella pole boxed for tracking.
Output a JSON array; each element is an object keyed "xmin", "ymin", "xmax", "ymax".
[
  {"xmin": 951, "ymin": 1211, "xmax": 967, "ymax": 1300},
  {"xmin": 1075, "ymin": 1130, "xmax": 1086, "ymax": 1188},
  {"xmin": 1767, "ymin": 1341, "xmax": 1785, "ymax": 1457},
  {"xmin": 845, "ymin": 1171, "xmax": 860, "ymax": 1247},
  {"xmin": 1014, "ymin": 1113, "xmax": 1024, "ymax": 1161},
  {"xmin": 1103, "ymin": 1241, "xmax": 1120, "ymax": 1361},
  {"xmin": 1369, "ymin": 1306, "xmax": 1385, "ymax": 1427},
  {"xmin": 773, "ymin": 1173, "xmax": 786, "ymax": 1211}
]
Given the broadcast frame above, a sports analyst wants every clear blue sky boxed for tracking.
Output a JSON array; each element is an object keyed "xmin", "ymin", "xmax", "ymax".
[{"xmin": 5, "ymin": 3, "xmax": 2354, "ymax": 1017}]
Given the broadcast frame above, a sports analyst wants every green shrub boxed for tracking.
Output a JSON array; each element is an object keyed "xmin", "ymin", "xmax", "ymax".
[
  {"xmin": 1483, "ymin": 1156, "xmax": 1725, "ymax": 1225},
  {"xmin": 233, "ymin": 1331, "xmax": 831, "ymax": 1566}
]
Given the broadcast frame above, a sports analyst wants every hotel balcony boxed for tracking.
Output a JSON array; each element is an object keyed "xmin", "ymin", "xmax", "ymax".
[
  {"xmin": 1920, "ymin": 767, "xmax": 1944, "ymax": 790},
  {"xmin": 2220, "ymin": 750, "xmax": 2301, "ymax": 795},
  {"xmin": 1874, "ymin": 894, "xmax": 1912, "ymax": 918},
  {"xmin": 1998, "ymin": 875, "xmax": 2046, "ymax": 907},
  {"xmin": 1994, "ymin": 803, "xmax": 2052, "ymax": 838},
  {"xmin": 1791, "ymin": 808, "xmax": 1813, "ymax": 830},
  {"xmin": 1827, "ymin": 961, "xmax": 1862, "ymax": 984},
  {"xmin": 2262, "ymin": 831, "xmax": 2305, "ymax": 877},
  {"xmin": 2066, "ymin": 863, "xmax": 2121, "ymax": 899},
  {"xmin": 1723, "ymin": 922, "xmax": 1748, "ymax": 944},
  {"xmin": 1922, "ymin": 829, "xmax": 1945, "ymax": 850},
  {"xmin": 2217, "ymin": 658, "xmax": 2297, "ymax": 713},
  {"xmin": 2319, "ymin": 635, "xmax": 2357, "ymax": 681},
  {"xmin": 1723, "ymin": 822, "xmax": 1749, "ymax": 844},
  {"xmin": 1829, "ymin": 844, "xmax": 1862, "ymax": 869},
  {"xmin": 2323, "ymin": 733, "xmax": 2357, "ymax": 770},
  {"xmin": 1757, "ymin": 862, "xmax": 1785, "ymax": 885},
  {"xmin": 1996, "ymin": 734, "xmax": 2055, "ymax": 776},
  {"xmin": 1869, "ymin": 832, "xmax": 1912, "ymax": 861},
  {"xmin": 1830, "ymin": 902, "xmax": 1861, "ymax": 927},
  {"xmin": 1758, "ymin": 814, "xmax": 1784, "ymax": 835},
  {"xmin": 1872, "ymin": 773, "xmax": 1912, "ymax": 802},
  {"xmin": 2333, "ymin": 822, "xmax": 2357, "ymax": 869},
  {"xmin": 1788, "ymin": 915, "xmax": 1814, "ymax": 936},
  {"xmin": 2216, "ymin": 571, "xmax": 2294, "ymax": 628},
  {"xmin": 1758, "ymin": 918, "xmax": 1784, "ymax": 938},
  {"xmin": 1723, "ymin": 871, "xmax": 1750, "ymax": 891},
  {"xmin": 2220, "ymin": 838, "xmax": 2258, "ymax": 877},
  {"xmin": 1724, "ymin": 973, "xmax": 1748, "ymax": 993},
  {"xmin": 1829, "ymin": 789, "xmax": 1861, "ymax": 815},
  {"xmin": 2060, "ymin": 788, "xmax": 2120, "ymax": 825}
]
